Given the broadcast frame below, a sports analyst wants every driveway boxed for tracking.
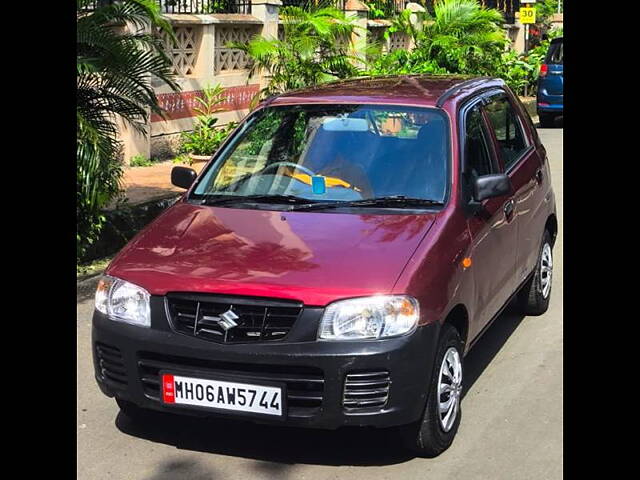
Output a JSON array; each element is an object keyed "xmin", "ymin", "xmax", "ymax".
[{"xmin": 77, "ymin": 126, "xmax": 563, "ymax": 479}]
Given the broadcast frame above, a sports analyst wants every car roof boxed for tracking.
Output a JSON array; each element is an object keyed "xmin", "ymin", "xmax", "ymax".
[{"xmin": 267, "ymin": 75, "xmax": 506, "ymax": 109}]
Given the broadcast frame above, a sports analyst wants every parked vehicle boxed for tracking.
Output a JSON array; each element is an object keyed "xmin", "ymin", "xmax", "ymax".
[
  {"xmin": 93, "ymin": 75, "xmax": 557, "ymax": 457},
  {"xmin": 537, "ymin": 37, "xmax": 563, "ymax": 127}
]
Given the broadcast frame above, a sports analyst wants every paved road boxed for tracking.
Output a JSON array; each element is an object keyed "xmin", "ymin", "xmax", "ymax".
[{"xmin": 77, "ymin": 126, "xmax": 563, "ymax": 480}]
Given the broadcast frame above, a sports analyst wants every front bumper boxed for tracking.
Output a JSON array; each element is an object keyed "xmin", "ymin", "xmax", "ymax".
[{"xmin": 92, "ymin": 297, "xmax": 440, "ymax": 430}]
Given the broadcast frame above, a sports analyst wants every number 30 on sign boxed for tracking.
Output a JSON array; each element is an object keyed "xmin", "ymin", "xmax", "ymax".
[{"xmin": 519, "ymin": 7, "xmax": 536, "ymax": 24}]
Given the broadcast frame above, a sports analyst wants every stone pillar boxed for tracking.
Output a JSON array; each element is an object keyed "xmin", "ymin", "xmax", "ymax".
[
  {"xmin": 252, "ymin": 0, "xmax": 281, "ymax": 41},
  {"xmin": 405, "ymin": 2, "xmax": 426, "ymax": 51},
  {"xmin": 252, "ymin": 0, "xmax": 281, "ymax": 90},
  {"xmin": 345, "ymin": 0, "xmax": 369, "ymax": 69},
  {"xmin": 513, "ymin": 12, "xmax": 525, "ymax": 54},
  {"xmin": 194, "ymin": 22, "xmax": 216, "ymax": 78}
]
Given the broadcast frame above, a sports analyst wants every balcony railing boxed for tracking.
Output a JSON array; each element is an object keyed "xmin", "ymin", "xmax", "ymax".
[
  {"xmin": 162, "ymin": 0, "xmax": 252, "ymax": 14},
  {"xmin": 80, "ymin": 0, "xmax": 523, "ymax": 24},
  {"xmin": 79, "ymin": 0, "xmax": 252, "ymax": 15},
  {"xmin": 280, "ymin": 0, "xmax": 345, "ymax": 10},
  {"xmin": 480, "ymin": 0, "xmax": 520, "ymax": 24}
]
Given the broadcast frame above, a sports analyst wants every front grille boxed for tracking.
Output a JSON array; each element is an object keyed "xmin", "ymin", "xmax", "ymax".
[
  {"xmin": 137, "ymin": 352, "xmax": 324, "ymax": 417},
  {"xmin": 166, "ymin": 293, "xmax": 302, "ymax": 344},
  {"xmin": 95, "ymin": 342, "xmax": 127, "ymax": 387},
  {"xmin": 343, "ymin": 371, "xmax": 391, "ymax": 411}
]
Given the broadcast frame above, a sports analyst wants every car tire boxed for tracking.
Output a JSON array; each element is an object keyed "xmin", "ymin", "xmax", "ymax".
[
  {"xmin": 538, "ymin": 113, "xmax": 555, "ymax": 128},
  {"xmin": 517, "ymin": 230, "xmax": 553, "ymax": 315},
  {"xmin": 116, "ymin": 398, "xmax": 149, "ymax": 421},
  {"xmin": 399, "ymin": 323, "xmax": 464, "ymax": 457}
]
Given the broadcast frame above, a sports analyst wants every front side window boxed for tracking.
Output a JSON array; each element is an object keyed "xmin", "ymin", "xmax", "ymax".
[
  {"xmin": 192, "ymin": 104, "xmax": 450, "ymax": 207},
  {"xmin": 464, "ymin": 104, "xmax": 495, "ymax": 178},
  {"xmin": 483, "ymin": 94, "xmax": 528, "ymax": 170},
  {"xmin": 462, "ymin": 103, "xmax": 497, "ymax": 203}
]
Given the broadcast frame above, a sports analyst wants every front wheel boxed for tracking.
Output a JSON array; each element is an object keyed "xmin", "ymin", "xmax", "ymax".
[{"xmin": 399, "ymin": 324, "xmax": 464, "ymax": 457}]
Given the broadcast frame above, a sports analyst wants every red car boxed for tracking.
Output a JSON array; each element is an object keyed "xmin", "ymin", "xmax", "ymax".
[{"xmin": 93, "ymin": 75, "xmax": 557, "ymax": 457}]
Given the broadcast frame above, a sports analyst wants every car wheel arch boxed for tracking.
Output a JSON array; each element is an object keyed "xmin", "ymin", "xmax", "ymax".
[
  {"xmin": 441, "ymin": 304, "xmax": 469, "ymax": 354},
  {"xmin": 545, "ymin": 214, "xmax": 558, "ymax": 246}
]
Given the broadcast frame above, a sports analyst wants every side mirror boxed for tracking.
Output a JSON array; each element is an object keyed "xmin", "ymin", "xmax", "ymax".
[
  {"xmin": 171, "ymin": 166, "xmax": 197, "ymax": 190},
  {"xmin": 473, "ymin": 173, "xmax": 511, "ymax": 202}
]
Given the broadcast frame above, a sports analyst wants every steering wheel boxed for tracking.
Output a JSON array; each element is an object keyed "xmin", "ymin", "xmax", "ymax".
[{"xmin": 259, "ymin": 161, "xmax": 317, "ymax": 177}]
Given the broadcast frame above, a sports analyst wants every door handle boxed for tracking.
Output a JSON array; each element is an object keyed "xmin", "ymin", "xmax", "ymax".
[
  {"xmin": 535, "ymin": 168, "xmax": 543, "ymax": 184},
  {"xmin": 503, "ymin": 199, "xmax": 515, "ymax": 219}
]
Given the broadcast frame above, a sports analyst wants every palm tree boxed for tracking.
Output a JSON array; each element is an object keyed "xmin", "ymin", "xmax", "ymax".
[
  {"xmin": 235, "ymin": 6, "xmax": 361, "ymax": 99},
  {"xmin": 77, "ymin": 0, "xmax": 179, "ymax": 260},
  {"xmin": 382, "ymin": 0, "xmax": 507, "ymax": 75},
  {"xmin": 422, "ymin": 0, "xmax": 507, "ymax": 73}
]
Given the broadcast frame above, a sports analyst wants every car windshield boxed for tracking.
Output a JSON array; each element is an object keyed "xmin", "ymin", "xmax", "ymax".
[{"xmin": 191, "ymin": 104, "xmax": 450, "ymax": 206}]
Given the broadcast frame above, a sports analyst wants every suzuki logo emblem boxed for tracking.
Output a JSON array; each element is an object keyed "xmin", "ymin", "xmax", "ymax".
[
  {"xmin": 196, "ymin": 307, "xmax": 240, "ymax": 337},
  {"xmin": 216, "ymin": 309, "xmax": 239, "ymax": 331}
]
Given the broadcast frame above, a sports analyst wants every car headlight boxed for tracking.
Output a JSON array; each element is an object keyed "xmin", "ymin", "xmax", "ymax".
[
  {"xmin": 95, "ymin": 275, "xmax": 151, "ymax": 328},
  {"xmin": 318, "ymin": 295, "xmax": 419, "ymax": 341}
]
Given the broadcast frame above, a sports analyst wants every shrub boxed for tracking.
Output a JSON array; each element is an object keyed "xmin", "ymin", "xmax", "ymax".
[
  {"xmin": 129, "ymin": 155, "xmax": 154, "ymax": 167},
  {"xmin": 178, "ymin": 84, "xmax": 237, "ymax": 156},
  {"xmin": 366, "ymin": 0, "xmax": 507, "ymax": 78}
]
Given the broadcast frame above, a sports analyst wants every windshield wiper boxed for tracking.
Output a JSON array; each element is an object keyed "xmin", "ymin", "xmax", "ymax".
[
  {"xmin": 289, "ymin": 196, "xmax": 444, "ymax": 211},
  {"xmin": 199, "ymin": 194, "xmax": 313, "ymax": 206}
]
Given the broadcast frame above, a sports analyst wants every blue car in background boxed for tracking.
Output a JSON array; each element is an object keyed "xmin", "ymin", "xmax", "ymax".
[{"xmin": 537, "ymin": 37, "xmax": 563, "ymax": 127}]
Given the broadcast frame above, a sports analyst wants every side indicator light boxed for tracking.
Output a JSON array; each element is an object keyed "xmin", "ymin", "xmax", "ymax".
[{"xmin": 462, "ymin": 257, "xmax": 472, "ymax": 268}]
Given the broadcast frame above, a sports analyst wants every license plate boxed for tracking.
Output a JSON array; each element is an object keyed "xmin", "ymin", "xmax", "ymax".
[{"xmin": 161, "ymin": 372, "xmax": 285, "ymax": 417}]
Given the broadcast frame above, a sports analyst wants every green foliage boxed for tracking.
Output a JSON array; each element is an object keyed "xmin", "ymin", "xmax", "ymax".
[
  {"xmin": 238, "ymin": 111, "xmax": 281, "ymax": 156},
  {"xmin": 234, "ymin": 6, "xmax": 361, "ymax": 99},
  {"xmin": 365, "ymin": 2, "xmax": 387, "ymax": 20},
  {"xmin": 130, "ymin": 155, "xmax": 154, "ymax": 167},
  {"xmin": 535, "ymin": 0, "xmax": 560, "ymax": 25},
  {"xmin": 365, "ymin": 0, "xmax": 558, "ymax": 96},
  {"xmin": 178, "ymin": 84, "xmax": 237, "ymax": 156},
  {"xmin": 367, "ymin": 0, "xmax": 507, "ymax": 77},
  {"xmin": 368, "ymin": 48, "xmax": 449, "ymax": 75},
  {"xmin": 179, "ymin": 122, "xmax": 237, "ymax": 157},
  {"xmin": 77, "ymin": 0, "xmax": 179, "ymax": 262},
  {"xmin": 547, "ymin": 26, "xmax": 563, "ymax": 40},
  {"xmin": 173, "ymin": 154, "xmax": 193, "ymax": 166},
  {"xmin": 497, "ymin": 49, "xmax": 537, "ymax": 96}
]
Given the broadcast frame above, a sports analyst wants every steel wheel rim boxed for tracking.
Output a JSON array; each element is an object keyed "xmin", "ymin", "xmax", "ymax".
[
  {"xmin": 437, "ymin": 347, "xmax": 462, "ymax": 432},
  {"xmin": 540, "ymin": 243, "xmax": 553, "ymax": 299}
]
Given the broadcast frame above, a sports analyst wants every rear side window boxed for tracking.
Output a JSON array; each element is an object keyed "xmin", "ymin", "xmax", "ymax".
[
  {"xmin": 546, "ymin": 40, "xmax": 563, "ymax": 64},
  {"xmin": 483, "ymin": 94, "xmax": 528, "ymax": 170}
]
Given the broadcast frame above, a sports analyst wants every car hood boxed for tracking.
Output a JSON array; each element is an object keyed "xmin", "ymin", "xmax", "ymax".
[{"xmin": 107, "ymin": 202, "xmax": 437, "ymax": 306}]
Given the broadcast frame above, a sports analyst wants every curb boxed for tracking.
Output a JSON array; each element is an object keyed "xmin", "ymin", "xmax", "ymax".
[{"xmin": 77, "ymin": 271, "xmax": 104, "ymax": 303}]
